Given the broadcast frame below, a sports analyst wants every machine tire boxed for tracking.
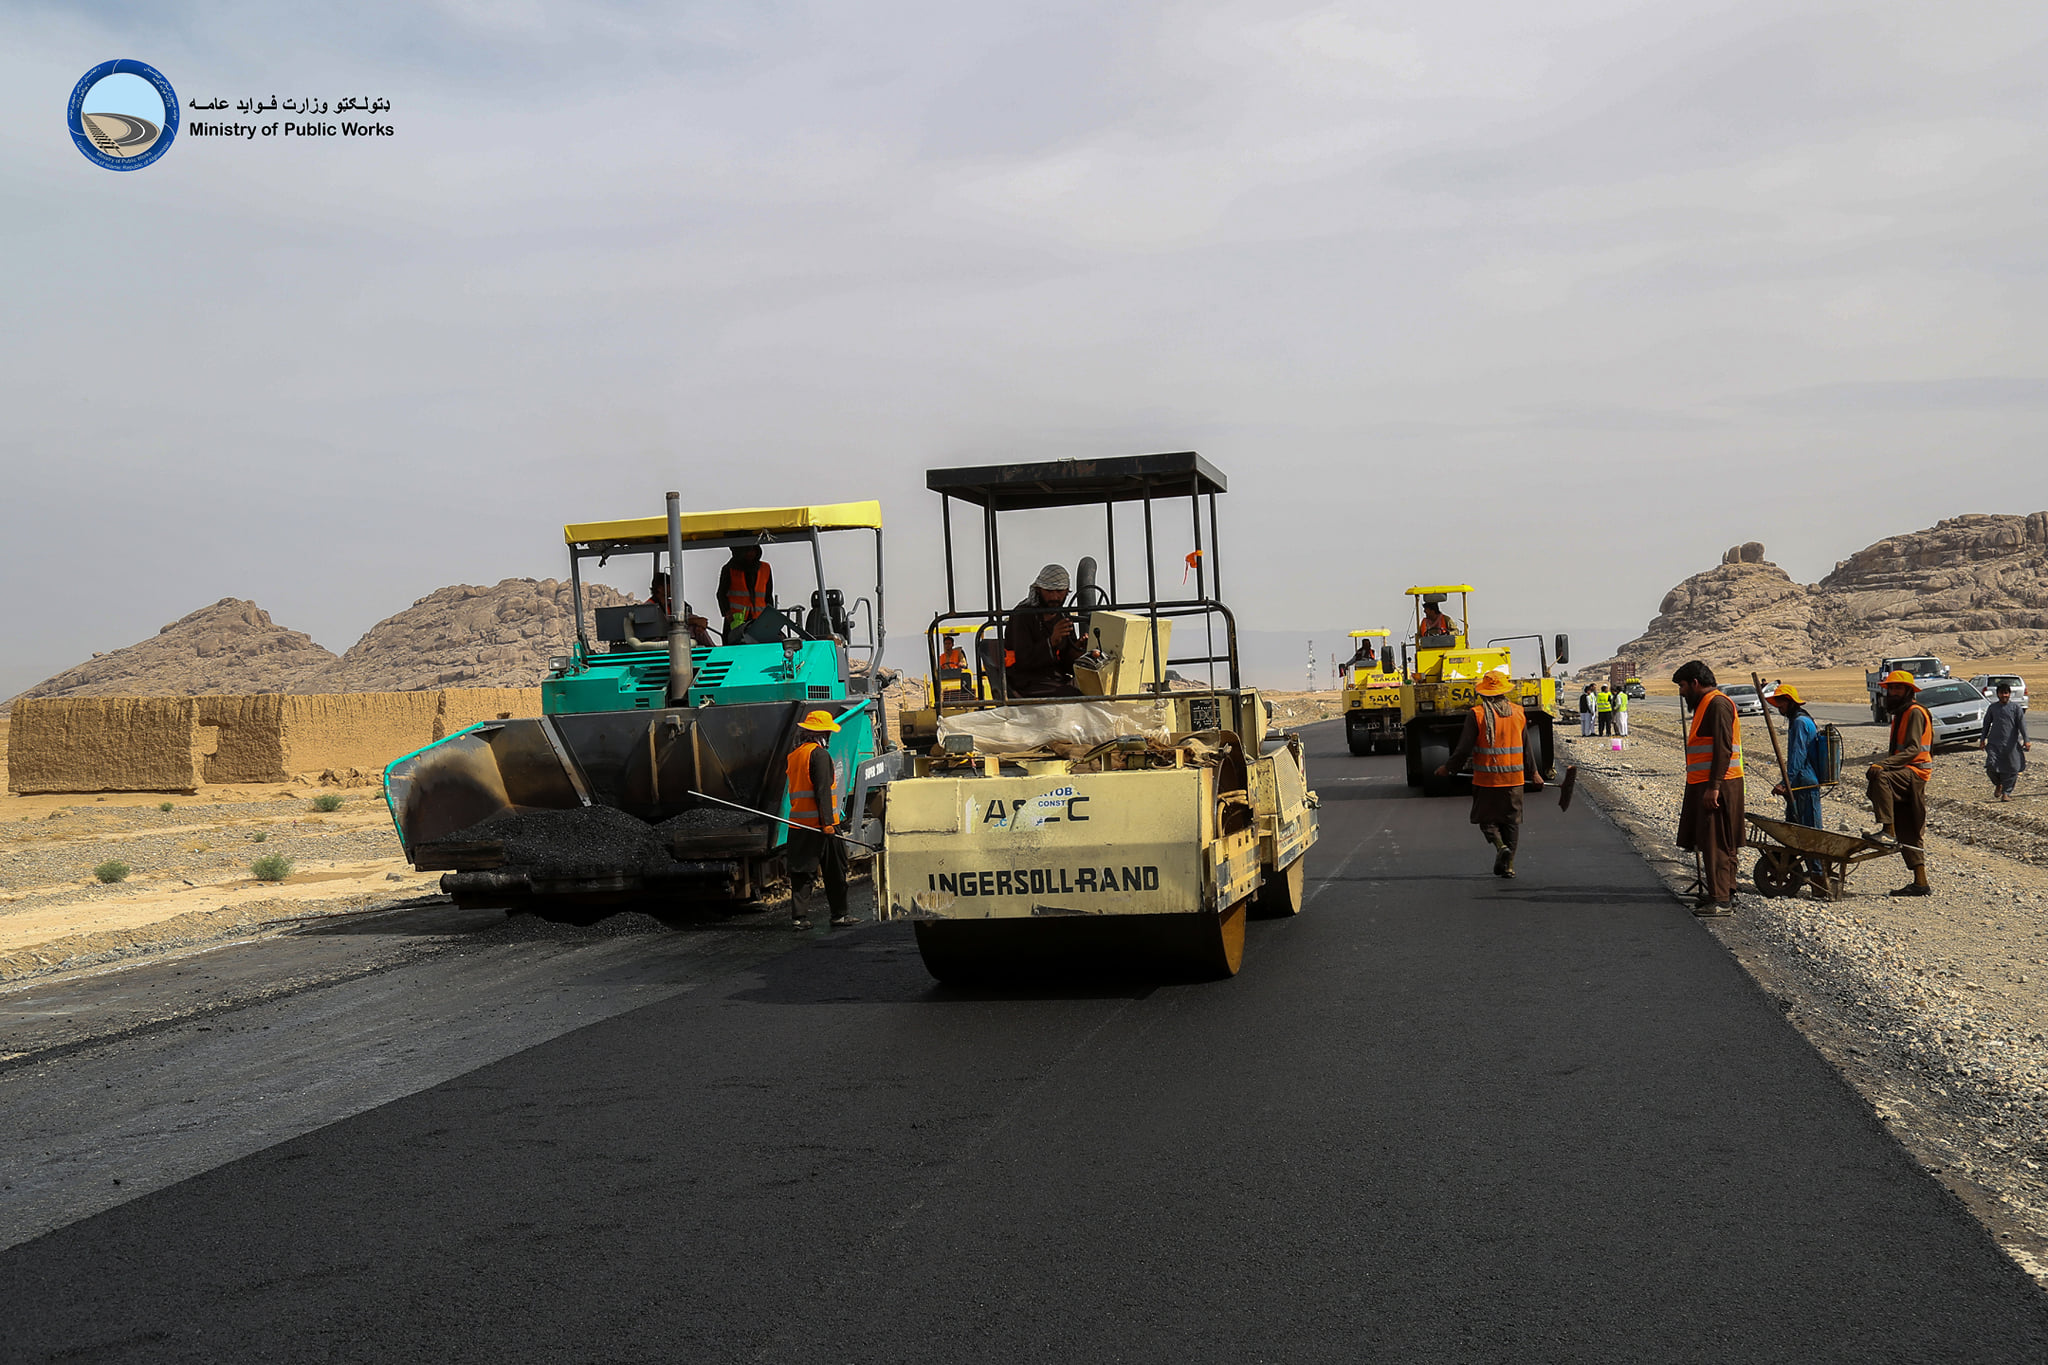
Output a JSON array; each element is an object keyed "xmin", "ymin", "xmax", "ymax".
[
  {"xmin": 1346, "ymin": 715, "xmax": 1372, "ymax": 757},
  {"xmin": 1872, "ymin": 702, "xmax": 1887, "ymax": 726},
  {"xmin": 1404, "ymin": 730, "xmax": 1424, "ymax": 787},
  {"xmin": 1417, "ymin": 730, "xmax": 1458, "ymax": 798},
  {"xmin": 1523, "ymin": 713, "xmax": 1554, "ymax": 785},
  {"xmin": 1249, "ymin": 857, "xmax": 1305, "ymax": 919}
]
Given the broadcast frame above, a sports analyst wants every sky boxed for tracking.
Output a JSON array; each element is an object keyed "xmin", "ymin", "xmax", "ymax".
[
  {"xmin": 79, "ymin": 72, "xmax": 164, "ymax": 123},
  {"xmin": 5, "ymin": 0, "xmax": 2047, "ymax": 697}
]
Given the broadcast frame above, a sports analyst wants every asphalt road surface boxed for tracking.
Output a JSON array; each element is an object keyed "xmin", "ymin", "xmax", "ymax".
[{"xmin": 3, "ymin": 721, "xmax": 2045, "ymax": 1362}]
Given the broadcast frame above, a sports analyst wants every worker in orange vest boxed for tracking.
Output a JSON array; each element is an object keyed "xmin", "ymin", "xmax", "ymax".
[
  {"xmin": 1867, "ymin": 669, "xmax": 1933, "ymax": 896},
  {"xmin": 717, "ymin": 545, "xmax": 774, "ymax": 643},
  {"xmin": 785, "ymin": 709, "xmax": 857, "ymax": 929},
  {"xmin": 1418, "ymin": 601, "xmax": 1456, "ymax": 641},
  {"xmin": 1437, "ymin": 669, "xmax": 1541, "ymax": 877},
  {"xmin": 937, "ymin": 633, "xmax": 971, "ymax": 697},
  {"xmin": 1672, "ymin": 660, "xmax": 1744, "ymax": 914}
]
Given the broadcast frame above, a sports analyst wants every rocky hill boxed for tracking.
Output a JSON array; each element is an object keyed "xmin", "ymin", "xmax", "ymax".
[
  {"xmin": 14, "ymin": 600, "xmax": 337, "ymax": 700},
  {"xmin": 1607, "ymin": 513, "xmax": 2048, "ymax": 674},
  {"xmin": 312, "ymin": 579, "xmax": 638, "ymax": 692}
]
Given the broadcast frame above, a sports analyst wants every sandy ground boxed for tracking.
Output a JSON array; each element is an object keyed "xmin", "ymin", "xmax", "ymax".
[{"xmin": 1563, "ymin": 708, "xmax": 2048, "ymax": 1285}]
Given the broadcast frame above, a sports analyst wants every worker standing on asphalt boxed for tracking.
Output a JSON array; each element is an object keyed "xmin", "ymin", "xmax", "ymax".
[
  {"xmin": 1437, "ymin": 668, "xmax": 1542, "ymax": 878},
  {"xmin": 717, "ymin": 545, "xmax": 775, "ymax": 643},
  {"xmin": 1767, "ymin": 684, "xmax": 1826, "ymax": 889},
  {"xmin": 1673, "ymin": 660, "xmax": 1744, "ymax": 915},
  {"xmin": 1595, "ymin": 684, "xmax": 1613, "ymax": 736},
  {"xmin": 1867, "ymin": 670, "xmax": 1934, "ymax": 897},
  {"xmin": 784, "ymin": 710, "xmax": 858, "ymax": 930}
]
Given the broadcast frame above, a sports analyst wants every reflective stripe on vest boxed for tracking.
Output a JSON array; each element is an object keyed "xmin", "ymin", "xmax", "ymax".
[
  {"xmin": 1471, "ymin": 702, "xmax": 1527, "ymax": 788},
  {"xmin": 1685, "ymin": 691, "xmax": 1743, "ymax": 784},
  {"xmin": 726, "ymin": 563, "xmax": 771, "ymax": 620},
  {"xmin": 1891, "ymin": 703, "xmax": 1933, "ymax": 782},
  {"xmin": 786, "ymin": 740, "xmax": 837, "ymax": 830}
]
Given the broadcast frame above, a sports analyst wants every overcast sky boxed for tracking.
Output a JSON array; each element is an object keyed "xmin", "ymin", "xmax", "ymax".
[{"xmin": 6, "ymin": 0, "xmax": 2047, "ymax": 697}]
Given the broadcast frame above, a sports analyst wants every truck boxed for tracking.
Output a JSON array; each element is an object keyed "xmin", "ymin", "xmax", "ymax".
[
  {"xmin": 1397, "ymin": 585, "xmax": 1566, "ymax": 797},
  {"xmin": 882, "ymin": 451, "xmax": 1318, "ymax": 982},
  {"xmin": 382, "ymin": 496, "xmax": 898, "ymax": 922},
  {"xmin": 1341, "ymin": 629, "xmax": 1403, "ymax": 755},
  {"xmin": 1866, "ymin": 655, "xmax": 1950, "ymax": 724}
]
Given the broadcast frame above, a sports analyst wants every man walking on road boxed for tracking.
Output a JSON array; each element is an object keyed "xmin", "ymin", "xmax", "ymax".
[
  {"xmin": 1673, "ymin": 660, "xmax": 1744, "ymax": 914},
  {"xmin": 1982, "ymin": 682, "xmax": 2029, "ymax": 801},
  {"xmin": 1868, "ymin": 670, "xmax": 1934, "ymax": 897},
  {"xmin": 1438, "ymin": 668, "xmax": 1542, "ymax": 878}
]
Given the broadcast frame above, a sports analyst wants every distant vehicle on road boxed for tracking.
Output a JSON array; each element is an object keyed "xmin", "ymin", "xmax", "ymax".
[
  {"xmin": 1967, "ymin": 673, "xmax": 2028, "ymax": 711},
  {"xmin": 1722, "ymin": 683, "xmax": 1766, "ymax": 718},
  {"xmin": 1622, "ymin": 678, "xmax": 1646, "ymax": 699},
  {"xmin": 1910, "ymin": 679, "xmax": 1989, "ymax": 748},
  {"xmin": 1866, "ymin": 655, "xmax": 1950, "ymax": 723}
]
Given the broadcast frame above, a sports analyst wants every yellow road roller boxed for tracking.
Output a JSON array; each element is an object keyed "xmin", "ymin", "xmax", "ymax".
[{"xmin": 881, "ymin": 452, "xmax": 1318, "ymax": 982}]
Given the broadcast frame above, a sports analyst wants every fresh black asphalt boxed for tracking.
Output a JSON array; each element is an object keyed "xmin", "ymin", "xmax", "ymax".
[{"xmin": 2, "ymin": 721, "xmax": 2044, "ymax": 1362}]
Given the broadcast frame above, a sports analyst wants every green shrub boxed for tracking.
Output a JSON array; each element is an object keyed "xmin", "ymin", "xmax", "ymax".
[
  {"xmin": 251, "ymin": 830, "xmax": 268, "ymax": 842},
  {"xmin": 311, "ymin": 794, "xmax": 344, "ymax": 813},
  {"xmin": 158, "ymin": 801, "xmax": 175, "ymax": 813},
  {"xmin": 250, "ymin": 854, "xmax": 294, "ymax": 882},
  {"xmin": 93, "ymin": 860, "xmax": 130, "ymax": 884}
]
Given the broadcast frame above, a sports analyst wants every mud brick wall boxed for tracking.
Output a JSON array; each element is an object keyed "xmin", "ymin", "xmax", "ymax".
[{"xmin": 7, "ymin": 688, "xmax": 545, "ymax": 793}]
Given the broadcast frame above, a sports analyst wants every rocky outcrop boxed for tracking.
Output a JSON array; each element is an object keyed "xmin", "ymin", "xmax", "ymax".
[
  {"xmin": 311, "ymin": 578, "xmax": 636, "ymax": 693},
  {"xmin": 16, "ymin": 600, "xmax": 336, "ymax": 700},
  {"xmin": 1609, "ymin": 516, "xmax": 2048, "ymax": 674}
]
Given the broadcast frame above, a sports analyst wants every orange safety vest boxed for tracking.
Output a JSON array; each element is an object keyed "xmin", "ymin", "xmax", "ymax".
[
  {"xmin": 1471, "ymin": 702, "xmax": 1527, "ymax": 788},
  {"xmin": 939, "ymin": 647, "xmax": 966, "ymax": 672},
  {"xmin": 1890, "ymin": 702, "xmax": 1933, "ymax": 782},
  {"xmin": 725, "ymin": 563, "xmax": 772, "ymax": 622},
  {"xmin": 1420, "ymin": 612, "xmax": 1452, "ymax": 637},
  {"xmin": 785, "ymin": 739, "xmax": 837, "ymax": 830},
  {"xmin": 1684, "ymin": 690, "xmax": 1744, "ymax": 784}
]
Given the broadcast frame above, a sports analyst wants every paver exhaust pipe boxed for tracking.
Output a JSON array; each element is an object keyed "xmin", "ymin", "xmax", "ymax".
[{"xmin": 666, "ymin": 490, "xmax": 693, "ymax": 707}]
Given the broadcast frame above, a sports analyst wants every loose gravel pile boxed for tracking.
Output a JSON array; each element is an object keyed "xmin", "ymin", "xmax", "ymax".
[
  {"xmin": 453, "ymin": 806, "xmax": 674, "ymax": 875},
  {"xmin": 1565, "ymin": 711, "xmax": 2048, "ymax": 1282}
]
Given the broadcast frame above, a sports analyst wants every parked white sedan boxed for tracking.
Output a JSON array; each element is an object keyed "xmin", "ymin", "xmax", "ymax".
[{"xmin": 1912, "ymin": 680, "xmax": 1989, "ymax": 747}]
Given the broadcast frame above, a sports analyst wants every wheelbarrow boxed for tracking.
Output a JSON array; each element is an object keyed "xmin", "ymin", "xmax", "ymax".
[{"xmin": 1743, "ymin": 813, "xmax": 1913, "ymax": 901}]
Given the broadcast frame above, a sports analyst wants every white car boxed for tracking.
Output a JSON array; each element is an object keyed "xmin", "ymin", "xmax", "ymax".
[
  {"xmin": 1911, "ymin": 680, "xmax": 1988, "ymax": 747},
  {"xmin": 1967, "ymin": 673, "xmax": 2028, "ymax": 711},
  {"xmin": 1721, "ymin": 682, "xmax": 1766, "ymax": 717}
]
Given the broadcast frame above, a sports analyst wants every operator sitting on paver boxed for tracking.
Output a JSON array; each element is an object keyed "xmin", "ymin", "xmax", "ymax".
[
  {"xmin": 716, "ymin": 545, "xmax": 774, "ymax": 643},
  {"xmin": 1437, "ymin": 668, "xmax": 1541, "ymax": 878},
  {"xmin": 937, "ymin": 633, "xmax": 971, "ymax": 696},
  {"xmin": 1418, "ymin": 602, "xmax": 1456, "ymax": 641},
  {"xmin": 1867, "ymin": 669, "xmax": 1934, "ymax": 898},
  {"xmin": 646, "ymin": 573, "xmax": 715, "ymax": 648},
  {"xmin": 1003, "ymin": 564, "xmax": 1085, "ymax": 698}
]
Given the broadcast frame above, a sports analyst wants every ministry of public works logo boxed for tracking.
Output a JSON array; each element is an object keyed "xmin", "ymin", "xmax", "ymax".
[{"xmin": 68, "ymin": 59, "xmax": 179, "ymax": 170}]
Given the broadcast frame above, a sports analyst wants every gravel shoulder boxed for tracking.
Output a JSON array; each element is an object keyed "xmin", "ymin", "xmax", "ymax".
[{"xmin": 1562, "ymin": 710, "xmax": 2048, "ymax": 1287}]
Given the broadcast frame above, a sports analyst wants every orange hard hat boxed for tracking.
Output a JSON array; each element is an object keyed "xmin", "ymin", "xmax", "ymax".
[{"xmin": 1882, "ymin": 670, "xmax": 1919, "ymax": 690}]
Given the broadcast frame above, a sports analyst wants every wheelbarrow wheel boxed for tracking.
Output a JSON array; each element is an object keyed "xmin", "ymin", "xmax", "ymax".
[{"xmin": 1754, "ymin": 851, "xmax": 1803, "ymax": 899}]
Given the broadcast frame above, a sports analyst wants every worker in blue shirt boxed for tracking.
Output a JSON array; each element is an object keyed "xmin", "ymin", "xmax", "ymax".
[{"xmin": 1768, "ymin": 684, "xmax": 1826, "ymax": 886}]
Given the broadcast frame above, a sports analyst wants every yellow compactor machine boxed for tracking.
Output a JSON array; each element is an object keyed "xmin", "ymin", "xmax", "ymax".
[
  {"xmin": 1341, "ymin": 629, "xmax": 1403, "ymax": 756},
  {"xmin": 1398, "ymin": 585, "xmax": 1567, "ymax": 796},
  {"xmin": 885, "ymin": 452, "xmax": 1318, "ymax": 983}
]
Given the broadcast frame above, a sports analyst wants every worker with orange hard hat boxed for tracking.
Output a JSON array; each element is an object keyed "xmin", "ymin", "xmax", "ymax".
[
  {"xmin": 1868, "ymin": 670, "xmax": 1934, "ymax": 897},
  {"xmin": 1437, "ymin": 668, "xmax": 1542, "ymax": 878},
  {"xmin": 785, "ymin": 709, "xmax": 859, "ymax": 929}
]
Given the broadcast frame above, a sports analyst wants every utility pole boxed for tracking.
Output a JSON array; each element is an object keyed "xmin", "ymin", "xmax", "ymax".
[{"xmin": 1306, "ymin": 639, "xmax": 1316, "ymax": 693}]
